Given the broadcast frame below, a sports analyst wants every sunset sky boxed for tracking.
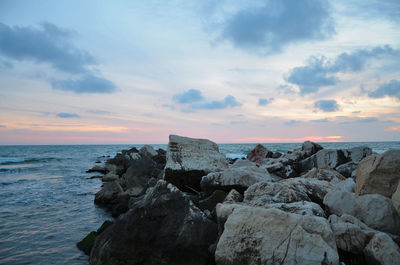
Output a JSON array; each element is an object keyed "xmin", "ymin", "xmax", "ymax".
[{"xmin": 0, "ymin": 0, "xmax": 399, "ymax": 144}]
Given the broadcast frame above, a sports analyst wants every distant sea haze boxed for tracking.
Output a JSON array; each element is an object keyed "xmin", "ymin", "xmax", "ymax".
[{"xmin": 0, "ymin": 142, "xmax": 399, "ymax": 264}]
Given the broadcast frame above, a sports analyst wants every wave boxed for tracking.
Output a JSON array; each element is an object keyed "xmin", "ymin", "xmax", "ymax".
[{"xmin": 0, "ymin": 157, "xmax": 61, "ymax": 166}]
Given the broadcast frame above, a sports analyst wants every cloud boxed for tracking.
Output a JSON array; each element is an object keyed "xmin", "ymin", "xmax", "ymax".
[
  {"xmin": 285, "ymin": 45, "xmax": 400, "ymax": 94},
  {"xmin": 357, "ymin": 117, "xmax": 379, "ymax": 123},
  {"xmin": 86, "ymin": 110, "xmax": 111, "ymax": 115},
  {"xmin": 0, "ymin": 125, "xmax": 6, "ymax": 128},
  {"xmin": 172, "ymin": 89, "xmax": 204, "ymax": 103},
  {"xmin": 56, "ymin": 113, "xmax": 80, "ymax": 118},
  {"xmin": 284, "ymin": 120, "xmax": 300, "ymax": 126},
  {"xmin": 0, "ymin": 22, "xmax": 95, "ymax": 74},
  {"xmin": 218, "ymin": 0, "xmax": 334, "ymax": 54},
  {"xmin": 51, "ymin": 73, "xmax": 117, "ymax": 94},
  {"xmin": 344, "ymin": 0, "xmax": 400, "ymax": 24},
  {"xmin": 258, "ymin": 97, "xmax": 274, "ymax": 106},
  {"xmin": 314, "ymin": 99, "xmax": 339, "ymax": 112},
  {"xmin": 194, "ymin": 95, "xmax": 241, "ymax": 110},
  {"xmin": 0, "ymin": 58, "xmax": 12, "ymax": 69},
  {"xmin": 368, "ymin": 80, "xmax": 400, "ymax": 100},
  {"xmin": 172, "ymin": 89, "xmax": 241, "ymax": 112},
  {"xmin": 286, "ymin": 56, "xmax": 338, "ymax": 94},
  {"xmin": 310, "ymin": 118, "xmax": 329, "ymax": 123}
]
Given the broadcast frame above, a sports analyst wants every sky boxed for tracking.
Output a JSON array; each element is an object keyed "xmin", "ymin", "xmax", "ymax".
[{"xmin": 0, "ymin": 0, "xmax": 399, "ymax": 144}]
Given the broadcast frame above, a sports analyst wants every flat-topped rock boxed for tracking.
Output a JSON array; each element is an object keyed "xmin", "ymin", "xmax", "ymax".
[{"xmin": 164, "ymin": 135, "xmax": 228, "ymax": 192}]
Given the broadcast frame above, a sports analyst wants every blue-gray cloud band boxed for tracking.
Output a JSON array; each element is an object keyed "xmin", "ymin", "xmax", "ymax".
[
  {"xmin": 217, "ymin": 0, "xmax": 334, "ymax": 54},
  {"xmin": 172, "ymin": 89, "xmax": 241, "ymax": 112},
  {"xmin": 0, "ymin": 22, "xmax": 116, "ymax": 94},
  {"xmin": 284, "ymin": 45, "xmax": 400, "ymax": 94}
]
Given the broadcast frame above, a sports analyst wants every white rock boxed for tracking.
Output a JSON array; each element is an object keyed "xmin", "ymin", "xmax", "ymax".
[
  {"xmin": 215, "ymin": 207, "xmax": 339, "ymax": 265},
  {"xmin": 334, "ymin": 178, "xmax": 356, "ymax": 193},
  {"xmin": 323, "ymin": 190, "xmax": 400, "ymax": 235},
  {"xmin": 364, "ymin": 232, "xmax": 400, "ymax": 265},
  {"xmin": 201, "ymin": 164, "xmax": 278, "ymax": 193},
  {"xmin": 165, "ymin": 135, "xmax": 227, "ymax": 172},
  {"xmin": 164, "ymin": 135, "xmax": 228, "ymax": 191},
  {"xmin": 329, "ymin": 214, "xmax": 374, "ymax": 254},
  {"xmin": 244, "ymin": 178, "xmax": 336, "ymax": 206}
]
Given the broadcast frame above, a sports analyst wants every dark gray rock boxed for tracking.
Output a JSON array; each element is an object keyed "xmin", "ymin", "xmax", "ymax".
[
  {"xmin": 336, "ymin": 161, "xmax": 358, "ymax": 179},
  {"xmin": 302, "ymin": 140, "xmax": 323, "ymax": 157},
  {"xmin": 90, "ymin": 180, "xmax": 218, "ymax": 265},
  {"xmin": 198, "ymin": 190, "xmax": 227, "ymax": 211}
]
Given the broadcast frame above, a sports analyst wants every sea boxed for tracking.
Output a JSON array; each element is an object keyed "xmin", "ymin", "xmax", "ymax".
[{"xmin": 0, "ymin": 142, "xmax": 399, "ymax": 265}]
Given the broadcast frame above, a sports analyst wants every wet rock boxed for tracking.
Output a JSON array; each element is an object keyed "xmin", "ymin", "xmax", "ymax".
[
  {"xmin": 77, "ymin": 231, "xmax": 96, "ymax": 255},
  {"xmin": 364, "ymin": 232, "xmax": 400, "ymax": 265},
  {"xmin": 102, "ymin": 173, "xmax": 119, "ymax": 182},
  {"xmin": 247, "ymin": 144, "xmax": 268, "ymax": 163},
  {"xmin": 323, "ymin": 190, "xmax": 400, "ymax": 235},
  {"xmin": 94, "ymin": 181, "xmax": 123, "ymax": 205},
  {"xmin": 164, "ymin": 135, "xmax": 228, "ymax": 192},
  {"xmin": 90, "ymin": 180, "xmax": 218, "ymax": 265},
  {"xmin": 355, "ymin": 150, "xmax": 400, "ymax": 198},
  {"xmin": 215, "ymin": 207, "xmax": 339, "ymax": 265},
  {"xmin": 86, "ymin": 165, "xmax": 107, "ymax": 174},
  {"xmin": 302, "ymin": 140, "xmax": 323, "ymax": 157}
]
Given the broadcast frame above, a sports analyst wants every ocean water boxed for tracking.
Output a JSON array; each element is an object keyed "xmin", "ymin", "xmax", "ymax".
[{"xmin": 0, "ymin": 142, "xmax": 399, "ymax": 264}]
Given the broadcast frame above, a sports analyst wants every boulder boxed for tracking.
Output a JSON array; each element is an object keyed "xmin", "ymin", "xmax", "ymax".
[
  {"xmin": 215, "ymin": 207, "xmax": 339, "ymax": 265},
  {"xmin": 302, "ymin": 167, "xmax": 346, "ymax": 183},
  {"xmin": 336, "ymin": 161, "xmax": 358, "ymax": 179},
  {"xmin": 102, "ymin": 173, "xmax": 119, "ymax": 182},
  {"xmin": 299, "ymin": 149, "xmax": 348, "ymax": 172},
  {"xmin": 86, "ymin": 165, "xmax": 107, "ymax": 174},
  {"xmin": 200, "ymin": 161, "xmax": 278, "ymax": 194},
  {"xmin": 334, "ymin": 178, "xmax": 356, "ymax": 193},
  {"xmin": 94, "ymin": 181, "xmax": 123, "ymax": 205},
  {"xmin": 355, "ymin": 150, "xmax": 400, "ymax": 197},
  {"xmin": 164, "ymin": 135, "xmax": 228, "ymax": 192},
  {"xmin": 329, "ymin": 214, "xmax": 375, "ymax": 254},
  {"xmin": 223, "ymin": 189, "xmax": 243, "ymax": 203},
  {"xmin": 302, "ymin": 140, "xmax": 323, "ymax": 157},
  {"xmin": 344, "ymin": 146, "xmax": 372, "ymax": 163},
  {"xmin": 120, "ymin": 156, "xmax": 161, "ymax": 191},
  {"xmin": 90, "ymin": 180, "xmax": 218, "ymax": 265},
  {"xmin": 244, "ymin": 178, "xmax": 336, "ymax": 207},
  {"xmin": 364, "ymin": 232, "xmax": 400, "ymax": 265},
  {"xmin": 247, "ymin": 144, "xmax": 269, "ymax": 163},
  {"xmin": 323, "ymin": 190, "xmax": 400, "ymax": 235},
  {"xmin": 392, "ymin": 183, "xmax": 400, "ymax": 216},
  {"xmin": 139, "ymin": 144, "xmax": 158, "ymax": 157}
]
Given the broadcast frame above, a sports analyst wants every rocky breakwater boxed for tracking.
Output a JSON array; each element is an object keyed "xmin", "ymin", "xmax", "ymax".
[{"xmin": 81, "ymin": 135, "xmax": 400, "ymax": 265}]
